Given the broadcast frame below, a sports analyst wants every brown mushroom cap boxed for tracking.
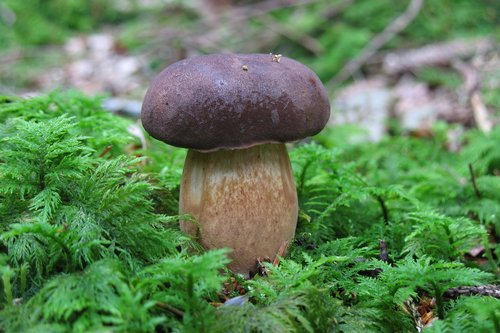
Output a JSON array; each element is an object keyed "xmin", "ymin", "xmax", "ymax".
[{"xmin": 141, "ymin": 53, "xmax": 330, "ymax": 151}]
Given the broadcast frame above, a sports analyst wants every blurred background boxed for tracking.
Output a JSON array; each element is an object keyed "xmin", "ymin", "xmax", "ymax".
[{"xmin": 0, "ymin": 0, "xmax": 498, "ymax": 139}]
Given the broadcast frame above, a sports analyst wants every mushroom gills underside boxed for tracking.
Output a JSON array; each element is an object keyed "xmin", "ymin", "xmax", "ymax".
[{"xmin": 179, "ymin": 143, "xmax": 298, "ymax": 276}]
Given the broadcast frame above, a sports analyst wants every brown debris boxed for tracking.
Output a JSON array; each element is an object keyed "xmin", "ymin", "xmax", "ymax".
[
  {"xmin": 254, "ymin": 240, "xmax": 291, "ymax": 276},
  {"xmin": 221, "ymin": 276, "xmax": 247, "ymax": 301},
  {"xmin": 404, "ymin": 297, "xmax": 436, "ymax": 331},
  {"xmin": 256, "ymin": 256, "xmax": 272, "ymax": 276}
]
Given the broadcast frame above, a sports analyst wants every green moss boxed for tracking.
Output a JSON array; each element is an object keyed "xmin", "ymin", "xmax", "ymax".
[{"xmin": 0, "ymin": 83, "xmax": 498, "ymax": 332}]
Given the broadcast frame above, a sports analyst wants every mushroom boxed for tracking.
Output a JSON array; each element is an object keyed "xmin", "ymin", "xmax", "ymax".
[{"xmin": 141, "ymin": 53, "xmax": 330, "ymax": 276}]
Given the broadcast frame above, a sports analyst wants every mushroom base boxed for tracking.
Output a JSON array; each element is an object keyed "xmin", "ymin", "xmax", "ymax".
[{"xmin": 179, "ymin": 143, "xmax": 298, "ymax": 276}]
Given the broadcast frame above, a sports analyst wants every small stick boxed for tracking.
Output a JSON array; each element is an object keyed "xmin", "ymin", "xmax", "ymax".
[
  {"xmin": 453, "ymin": 59, "xmax": 493, "ymax": 133},
  {"xmin": 443, "ymin": 285, "xmax": 500, "ymax": 299},
  {"xmin": 468, "ymin": 163, "xmax": 482, "ymax": 198},
  {"xmin": 156, "ymin": 301, "xmax": 184, "ymax": 319},
  {"xmin": 231, "ymin": 0, "xmax": 321, "ymax": 20},
  {"xmin": 329, "ymin": 0, "xmax": 424, "ymax": 86},
  {"xmin": 273, "ymin": 240, "xmax": 289, "ymax": 266},
  {"xmin": 98, "ymin": 145, "xmax": 113, "ymax": 158},
  {"xmin": 376, "ymin": 195, "xmax": 389, "ymax": 224},
  {"xmin": 256, "ymin": 257, "xmax": 272, "ymax": 276},
  {"xmin": 379, "ymin": 239, "xmax": 389, "ymax": 263},
  {"xmin": 384, "ymin": 38, "xmax": 493, "ymax": 74},
  {"xmin": 471, "ymin": 92, "xmax": 493, "ymax": 133}
]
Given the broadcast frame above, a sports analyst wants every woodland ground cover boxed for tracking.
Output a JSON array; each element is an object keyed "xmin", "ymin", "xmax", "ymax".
[
  {"xmin": 0, "ymin": 0, "xmax": 499, "ymax": 332},
  {"xmin": 0, "ymin": 92, "xmax": 498, "ymax": 332}
]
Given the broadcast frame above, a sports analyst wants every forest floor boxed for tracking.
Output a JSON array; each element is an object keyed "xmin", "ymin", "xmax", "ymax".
[{"xmin": 0, "ymin": 1, "xmax": 499, "ymax": 332}]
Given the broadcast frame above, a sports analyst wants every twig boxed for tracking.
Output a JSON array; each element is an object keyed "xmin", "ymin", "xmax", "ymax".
[
  {"xmin": 273, "ymin": 240, "xmax": 290, "ymax": 266},
  {"xmin": 254, "ymin": 240, "xmax": 289, "ymax": 276},
  {"xmin": 376, "ymin": 195, "xmax": 389, "ymax": 224},
  {"xmin": 471, "ymin": 92, "xmax": 493, "ymax": 133},
  {"xmin": 98, "ymin": 145, "xmax": 113, "ymax": 158},
  {"xmin": 232, "ymin": 0, "xmax": 354, "ymax": 22},
  {"xmin": 329, "ymin": 0, "xmax": 424, "ymax": 87},
  {"xmin": 183, "ymin": 0, "xmax": 330, "ymax": 54},
  {"xmin": 453, "ymin": 59, "xmax": 493, "ymax": 133},
  {"xmin": 231, "ymin": 0, "xmax": 320, "ymax": 20},
  {"xmin": 383, "ymin": 38, "xmax": 493, "ymax": 74},
  {"xmin": 357, "ymin": 240, "xmax": 389, "ymax": 277},
  {"xmin": 379, "ymin": 239, "xmax": 389, "ymax": 262},
  {"xmin": 452, "ymin": 59, "xmax": 480, "ymax": 97},
  {"xmin": 256, "ymin": 257, "xmax": 272, "ymax": 276},
  {"xmin": 443, "ymin": 285, "xmax": 500, "ymax": 299},
  {"xmin": 468, "ymin": 163, "xmax": 482, "ymax": 198},
  {"xmin": 156, "ymin": 301, "xmax": 184, "ymax": 319}
]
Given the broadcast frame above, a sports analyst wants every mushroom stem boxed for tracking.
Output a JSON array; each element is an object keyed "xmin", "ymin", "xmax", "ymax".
[{"xmin": 179, "ymin": 143, "xmax": 298, "ymax": 276}]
